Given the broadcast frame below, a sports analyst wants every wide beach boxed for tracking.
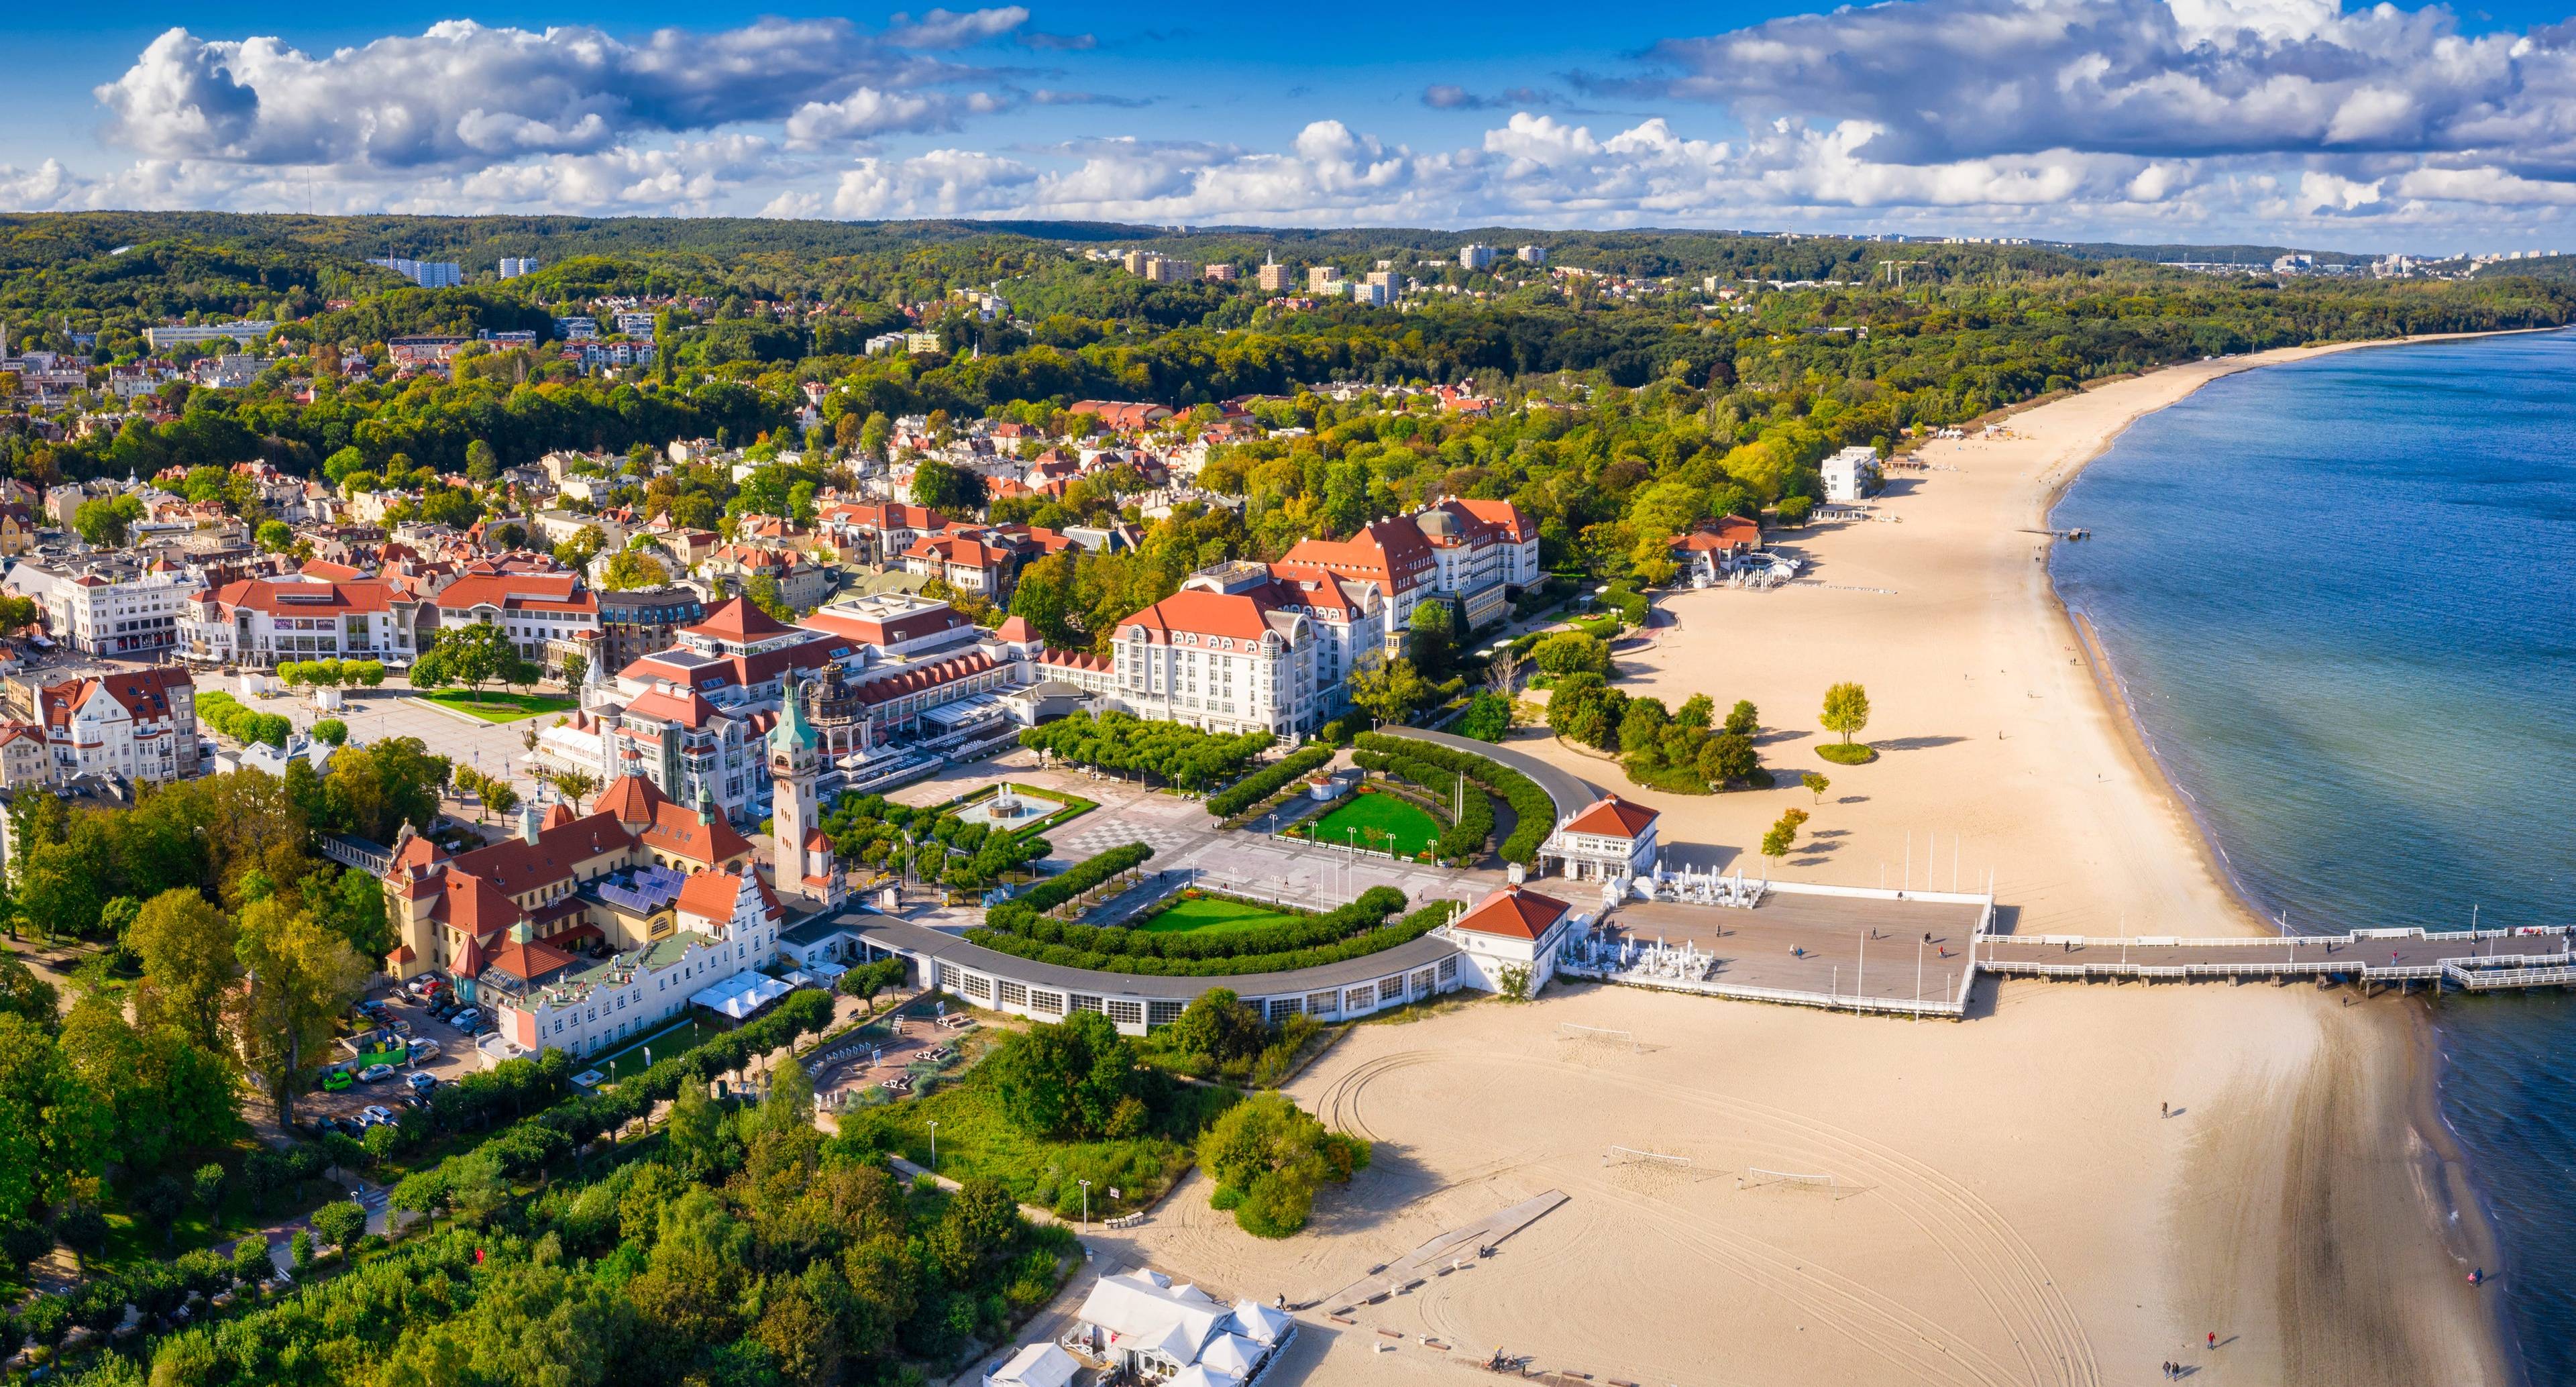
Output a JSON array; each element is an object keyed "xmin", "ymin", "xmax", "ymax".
[{"xmin": 1107, "ymin": 341, "xmax": 2512, "ymax": 1386}]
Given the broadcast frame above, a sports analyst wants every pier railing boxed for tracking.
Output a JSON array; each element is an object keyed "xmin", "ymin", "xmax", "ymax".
[{"xmin": 1557, "ymin": 960, "xmax": 1973, "ymax": 1019}]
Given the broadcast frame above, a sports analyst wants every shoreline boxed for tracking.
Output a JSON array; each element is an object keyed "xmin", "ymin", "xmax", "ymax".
[{"xmin": 2030, "ymin": 329, "xmax": 2543, "ymax": 1386}]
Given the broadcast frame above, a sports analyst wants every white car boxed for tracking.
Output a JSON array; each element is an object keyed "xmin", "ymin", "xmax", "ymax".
[{"xmin": 359, "ymin": 1105, "xmax": 395, "ymax": 1125}]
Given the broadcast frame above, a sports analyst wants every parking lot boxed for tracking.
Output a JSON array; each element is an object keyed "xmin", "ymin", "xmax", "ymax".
[{"xmin": 299, "ymin": 981, "xmax": 490, "ymax": 1130}]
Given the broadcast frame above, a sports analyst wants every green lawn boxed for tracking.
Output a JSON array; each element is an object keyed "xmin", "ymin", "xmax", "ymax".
[
  {"xmin": 1301, "ymin": 789, "xmax": 1444, "ymax": 859},
  {"xmin": 1135, "ymin": 895, "xmax": 1304, "ymax": 935},
  {"xmin": 849, "ymin": 1064, "xmax": 1234, "ymax": 1219},
  {"xmin": 590, "ymin": 1015, "xmax": 720, "ymax": 1085},
  {"xmin": 417, "ymin": 689, "xmax": 578, "ymax": 722}
]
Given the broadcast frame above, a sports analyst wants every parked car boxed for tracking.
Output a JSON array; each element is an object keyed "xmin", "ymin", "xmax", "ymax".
[
  {"xmin": 321, "ymin": 1068, "xmax": 354, "ymax": 1093},
  {"xmin": 407, "ymin": 1038, "xmax": 441, "ymax": 1062},
  {"xmin": 360, "ymin": 1105, "xmax": 396, "ymax": 1125},
  {"xmin": 449, "ymin": 1008, "xmax": 481, "ymax": 1031},
  {"xmin": 406, "ymin": 1072, "xmax": 437, "ymax": 1096},
  {"xmin": 357, "ymin": 1063, "xmax": 396, "ymax": 1083}
]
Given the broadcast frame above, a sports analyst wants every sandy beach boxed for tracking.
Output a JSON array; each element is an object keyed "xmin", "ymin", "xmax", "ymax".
[{"xmin": 1097, "ymin": 340, "xmax": 2514, "ymax": 1387}]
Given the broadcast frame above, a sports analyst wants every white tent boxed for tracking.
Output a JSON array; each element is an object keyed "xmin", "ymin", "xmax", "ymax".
[
  {"xmin": 983, "ymin": 1342, "xmax": 1079, "ymax": 1387},
  {"xmin": 1227, "ymin": 1299, "xmax": 1293, "ymax": 1347},
  {"xmin": 690, "ymin": 970, "xmax": 791, "ymax": 1019},
  {"xmin": 1198, "ymin": 1333, "xmax": 1263, "ymax": 1378},
  {"xmin": 1168, "ymin": 1367, "xmax": 1242, "ymax": 1387},
  {"xmin": 1075, "ymin": 1268, "xmax": 1228, "ymax": 1372}
]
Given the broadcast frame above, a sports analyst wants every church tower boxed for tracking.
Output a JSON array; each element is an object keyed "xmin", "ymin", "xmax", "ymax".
[{"xmin": 767, "ymin": 671, "xmax": 839, "ymax": 904}]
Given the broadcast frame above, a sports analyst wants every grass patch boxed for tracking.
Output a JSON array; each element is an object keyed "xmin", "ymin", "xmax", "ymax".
[
  {"xmin": 1133, "ymin": 895, "xmax": 1303, "ymax": 936},
  {"xmin": 839, "ymin": 1064, "xmax": 1237, "ymax": 1220},
  {"xmin": 589, "ymin": 1014, "xmax": 720, "ymax": 1085},
  {"xmin": 1816, "ymin": 742, "xmax": 1878, "ymax": 765},
  {"xmin": 1295, "ymin": 787, "xmax": 1444, "ymax": 859},
  {"xmin": 416, "ymin": 689, "xmax": 578, "ymax": 722}
]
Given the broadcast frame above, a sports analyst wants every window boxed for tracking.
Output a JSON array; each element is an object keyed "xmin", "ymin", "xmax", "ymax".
[
  {"xmin": 1267, "ymin": 997, "xmax": 1303, "ymax": 1023},
  {"xmin": 962, "ymin": 974, "xmax": 993, "ymax": 1001},
  {"xmin": 1147, "ymin": 999, "xmax": 1183, "ymax": 1028},
  {"xmin": 1108, "ymin": 999, "xmax": 1144, "ymax": 1028},
  {"xmin": 1030, "ymin": 990, "xmax": 1065, "ymax": 1014},
  {"xmin": 1307, "ymin": 990, "xmax": 1339, "ymax": 1016},
  {"xmin": 1345, "ymin": 984, "xmax": 1375, "ymax": 1011},
  {"xmin": 1071, "ymin": 993, "xmax": 1104, "ymax": 1015},
  {"xmin": 997, "ymin": 980, "xmax": 1028, "ymax": 1007}
]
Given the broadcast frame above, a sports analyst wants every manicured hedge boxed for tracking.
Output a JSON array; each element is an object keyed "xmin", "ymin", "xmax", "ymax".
[
  {"xmin": 985, "ymin": 842, "xmax": 1157, "ymax": 934},
  {"xmin": 1208, "ymin": 744, "xmax": 1336, "ymax": 818},
  {"xmin": 969, "ymin": 887, "xmax": 1438, "ymax": 977},
  {"xmin": 1354, "ymin": 732, "xmax": 1556, "ymax": 865}
]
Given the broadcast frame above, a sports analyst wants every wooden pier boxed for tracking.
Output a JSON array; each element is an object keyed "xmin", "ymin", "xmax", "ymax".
[{"xmin": 1973, "ymin": 926, "xmax": 2576, "ymax": 995}]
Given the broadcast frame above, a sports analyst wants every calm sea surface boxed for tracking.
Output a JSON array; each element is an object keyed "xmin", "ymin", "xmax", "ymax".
[{"xmin": 2049, "ymin": 331, "xmax": 2576, "ymax": 1383}]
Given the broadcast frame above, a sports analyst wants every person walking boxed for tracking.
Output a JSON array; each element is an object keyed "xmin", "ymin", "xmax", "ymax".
[
  {"xmin": 2162, "ymin": 1101, "xmax": 2169, "ymax": 1119},
  {"xmin": 2208, "ymin": 1331, "xmax": 2218, "ymax": 1350}
]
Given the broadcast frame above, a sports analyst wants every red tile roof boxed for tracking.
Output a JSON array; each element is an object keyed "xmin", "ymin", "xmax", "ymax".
[
  {"xmin": 1453, "ymin": 885, "xmax": 1572, "ymax": 941},
  {"xmin": 677, "ymin": 867, "xmax": 781, "ymax": 925},
  {"xmin": 685, "ymin": 596, "xmax": 794, "ymax": 643},
  {"xmin": 215, "ymin": 577, "xmax": 398, "ymax": 615},
  {"xmin": 1562, "ymin": 795, "xmax": 1658, "ymax": 838},
  {"xmin": 623, "ymin": 686, "xmax": 722, "ymax": 729},
  {"xmin": 1121, "ymin": 588, "xmax": 1282, "ymax": 645}
]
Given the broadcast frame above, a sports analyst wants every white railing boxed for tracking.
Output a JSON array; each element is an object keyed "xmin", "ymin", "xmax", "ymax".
[{"xmin": 1557, "ymin": 961, "xmax": 1968, "ymax": 1018}]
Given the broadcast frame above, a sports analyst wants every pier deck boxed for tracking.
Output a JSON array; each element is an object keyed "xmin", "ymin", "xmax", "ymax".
[{"xmin": 1974, "ymin": 926, "xmax": 2576, "ymax": 989}]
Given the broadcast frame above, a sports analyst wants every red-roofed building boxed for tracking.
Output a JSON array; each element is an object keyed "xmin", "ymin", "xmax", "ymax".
[
  {"xmin": 901, "ymin": 532, "xmax": 1019, "ymax": 594},
  {"xmin": 435, "ymin": 570, "xmax": 601, "ymax": 672},
  {"xmin": 1067, "ymin": 400, "xmax": 1173, "ymax": 433},
  {"xmin": 1447, "ymin": 883, "xmax": 1582, "ymax": 993},
  {"xmin": 1281, "ymin": 518, "xmax": 1438, "ymax": 651},
  {"xmin": 1542, "ymin": 795, "xmax": 1662, "ymax": 882},
  {"xmin": 36, "ymin": 665, "xmax": 199, "ymax": 783},
  {"xmin": 195, "ymin": 576, "xmax": 427, "ymax": 666},
  {"xmin": 1110, "ymin": 559, "xmax": 1383, "ymax": 736},
  {"xmin": 1667, "ymin": 516, "xmax": 1764, "ymax": 584}
]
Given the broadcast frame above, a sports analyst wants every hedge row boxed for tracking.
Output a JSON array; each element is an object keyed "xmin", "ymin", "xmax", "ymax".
[
  {"xmin": 976, "ymin": 885, "xmax": 1406, "ymax": 963},
  {"xmin": 1207, "ymin": 744, "xmax": 1337, "ymax": 819},
  {"xmin": 967, "ymin": 897, "xmax": 1450, "ymax": 979},
  {"xmin": 1352, "ymin": 749, "xmax": 1495, "ymax": 864},
  {"xmin": 198, "ymin": 691, "xmax": 292, "ymax": 750},
  {"xmin": 985, "ymin": 842, "xmax": 1157, "ymax": 934},
  {"xmin": 1354, "ymin": 733, "xmax": 1556, "ymax": 863}
]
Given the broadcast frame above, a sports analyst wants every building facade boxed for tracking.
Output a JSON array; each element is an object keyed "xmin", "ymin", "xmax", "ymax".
[{"xmin": 37, "ymin": 667, "xmax": 199, "ymax": 784}]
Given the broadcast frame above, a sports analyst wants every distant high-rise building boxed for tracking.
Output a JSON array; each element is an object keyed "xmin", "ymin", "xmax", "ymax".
[
  {"xmin": 1258, "ymin": 255, "xmax": 1295, "ymax": 292},
  {"xmin": 1458, "ymin": 243, "xmax": 1497, "ymax": 271},
  {"xmin": 369, "ymin": 258, "xmax": 463, "ymax": 288},
  {"xmin": 1350, "ymin": 280, "xmax": 1395, "ymax": 307},
  {"xmin": 1307, "ymin": 265, "xmax": 1342, "ymax": 290},
  {"xmin": 1516, "ymin": 244, "xmax": 1547, "ymax": 265},
  {"xmin": 497, "ymin": 258, "xmax": 539, "ymax": 278},
  {"xmin": 1203, "ymin": 262, "xmax": 1238, "ymax": 282}
]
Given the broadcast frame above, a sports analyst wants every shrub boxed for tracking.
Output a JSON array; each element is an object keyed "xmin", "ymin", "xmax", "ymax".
[
  {"xmin": 1206, "ymin": 744, "xmax": 1336, "ymax": 818},
  {"xmin": 1354, "ymin": 733, "xmax": 1554, "ymax": 864},
  {"xmin": 1455, "ymin": 691, "xmax": 1511, "ymax": 742},
  {"xmin": 1817, "ymin": 742, "xmax": 1877, "ymax": 765}
]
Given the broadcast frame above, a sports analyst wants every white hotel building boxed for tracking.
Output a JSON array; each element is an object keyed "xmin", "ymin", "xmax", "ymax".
[
  {"xmin": 4, "ymin": 561, "xmax": 200, "ymax": 657},
  {"xmin": 1110, "ymin": 560, "xmax": 1383, "ymax": 738}
]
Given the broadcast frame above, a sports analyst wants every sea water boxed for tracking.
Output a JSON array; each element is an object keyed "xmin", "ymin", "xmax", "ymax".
[{"xmin": 2050, "ymin": 330, "xmax": 2576, "ymax": 1382}]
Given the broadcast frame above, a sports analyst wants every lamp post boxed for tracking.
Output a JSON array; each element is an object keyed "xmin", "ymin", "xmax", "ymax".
[
  {"xmin": 1079, "ymin": 1178, "xmax": 1091, "ymax": 1232},
  {"xmin": 927, "ymin": 1120, "xmax": 937, "ymax": 1174}
]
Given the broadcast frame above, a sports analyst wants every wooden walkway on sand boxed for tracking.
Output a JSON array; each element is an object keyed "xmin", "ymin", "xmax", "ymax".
[{"xmin": 1303, "ymin": 1190, "xmax": 1569, "ymax": 1315}]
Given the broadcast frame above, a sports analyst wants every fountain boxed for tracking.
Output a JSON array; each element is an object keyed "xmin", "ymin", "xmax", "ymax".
[{"xmin": 957, "ymin": 781, "xmax": 1061, "ymax": 829}]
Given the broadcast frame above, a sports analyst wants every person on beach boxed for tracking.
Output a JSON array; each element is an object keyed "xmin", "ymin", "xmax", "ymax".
[
  {"xmin": 2208, "ymin": 1331, "xmax": 2217, "ymax": 1350},
  {"xmin": 2162, "ymin": 1101, "xmax": 2169, "ymax": 1118}
]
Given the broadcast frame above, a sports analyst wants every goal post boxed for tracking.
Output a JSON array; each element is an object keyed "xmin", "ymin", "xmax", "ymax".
[
  {"xmin": 1744, "ymin": 1167, "xmax": 1837, "ymax": 1189},
  {"xmin": 1558, "ymin": 1022, "xmax": 1638, "ymax": 1050}
]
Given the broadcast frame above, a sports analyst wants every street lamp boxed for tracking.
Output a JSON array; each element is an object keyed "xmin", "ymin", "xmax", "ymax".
[
  {"xmin": 1079, "ymin": 1178, "xmax": 1091, "ymax": 1232},
  {"xmin": 926, "ymin": 1119, "xmax": 937, "ymax": 1172}
]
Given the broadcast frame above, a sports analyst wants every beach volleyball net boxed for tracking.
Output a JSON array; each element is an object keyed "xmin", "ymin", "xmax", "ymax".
[
  {"xmin": 1603, "ymin": 1146, "xmax": 1694, "ymax": 1168},
  {"xmin": 1744, "ymin": 1167, "xmax": 1839, "ymax": 1190}
]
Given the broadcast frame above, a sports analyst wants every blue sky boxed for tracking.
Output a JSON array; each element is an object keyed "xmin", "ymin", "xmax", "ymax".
[{"xmin": 9, "ymin": 0, "xmax": 2576, "ymax": 249}]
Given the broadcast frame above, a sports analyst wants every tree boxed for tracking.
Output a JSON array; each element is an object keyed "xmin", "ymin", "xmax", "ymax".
[
  {"xmin": 987, "ymin": 1011, "xmax": 1140, "ymax": 1141},
  {"xmin": 1347, "ymin": 657, "xmax": 1432, "ymax": 728},
  {"xmin": 231, "ymin": 900, "xmax": 370, "ymax": 1124},
  {"xmin": 553, "ymin": 524, "xmax": 606, "ymax": 572},
  {"xmin": 543, "ymin": 769, "xmax": 600, "ymax": 814},
  {"xmin": 1196, "ymin": 1093, "xmax": 1368, "ymax": 1237},
  {"xmin": 1530, "ymin": 631, "xmax": 1611, "ymax": 677},
  {"xmin": 559, "ymin": 651, "xmax": 588, "ymax": 689},
  {"xmin": 130, "ymin": 888, "xmax": 241, "ymax": 1053},
  {"xmin": 323, "ymin": 736, "xmax": 451, "ymax": 844},
  {"xmin": 411, "ymin": 622, "xmax": 519, "ymax": 708},
  {"xmin": 1699, "ymin": 731, "xmax": 1758, "ymax": 785},
  {"xmin": 1723, "ymin": 699, "xmax": 1760, "ymax": 737},
  {"xmin": 1802, "ymin": 771, "xmax": 1831, "ymax": 803},
  {"xmin": 192, "ymin": 1162, "xmax": 226, "ymax": 1211},
  {"xmin": 1407, "ymin": 600, "xmax": 1456, "ymax": 679},
  {"xmin": 231, "ymin": 1233, "xmax": 272, "ymax": 1287},
  {"xmin": 600, "ymin": 548, "xmax": 669, "ymax": 590},
  {"xmin": 311, "ymin": 1197, "xmax": 366, "ymax": 1252},
  {"xmin": 1456, "ymin": 690, "xmax": 1512, "ymax": 742},
  {"xmin": 910, "ymin": 457, "xmax": 985, "ymax": 512},
  {"xmin": 0, "ymin": 1015, "xmax": 96, "ymax": 1219},
  {"xmin": 1821, "ymin": 681, "xmax": 1871, "ymax": 746},
  {"xmin": 254, "ymin": 520, "xmax": 295, "ymax": 553},
  {"xmin": 0, "ymin": 954, "xmax": 55, "ymax": 1028},
  {"xmin": 1167, "ymin": 988, "xmax": 1266, "ymax": 1068},
  {"xmin": 311, "ymin": 718, "xmax": 349, "ymax": 746},
  {"xmin": 745, "ymin": 572, "xmax": 793, "ymax": 621},
  {"xmin": 1759, "ymin": 808, "xmax": 1810, "ymax": 869},
  {"xmin": 73, "ymin": 494, "xmax": 143, "ymax": 547},
  {"xmin": 464, "ymin": 439, "xmax": 499, "ymax": 484}
]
